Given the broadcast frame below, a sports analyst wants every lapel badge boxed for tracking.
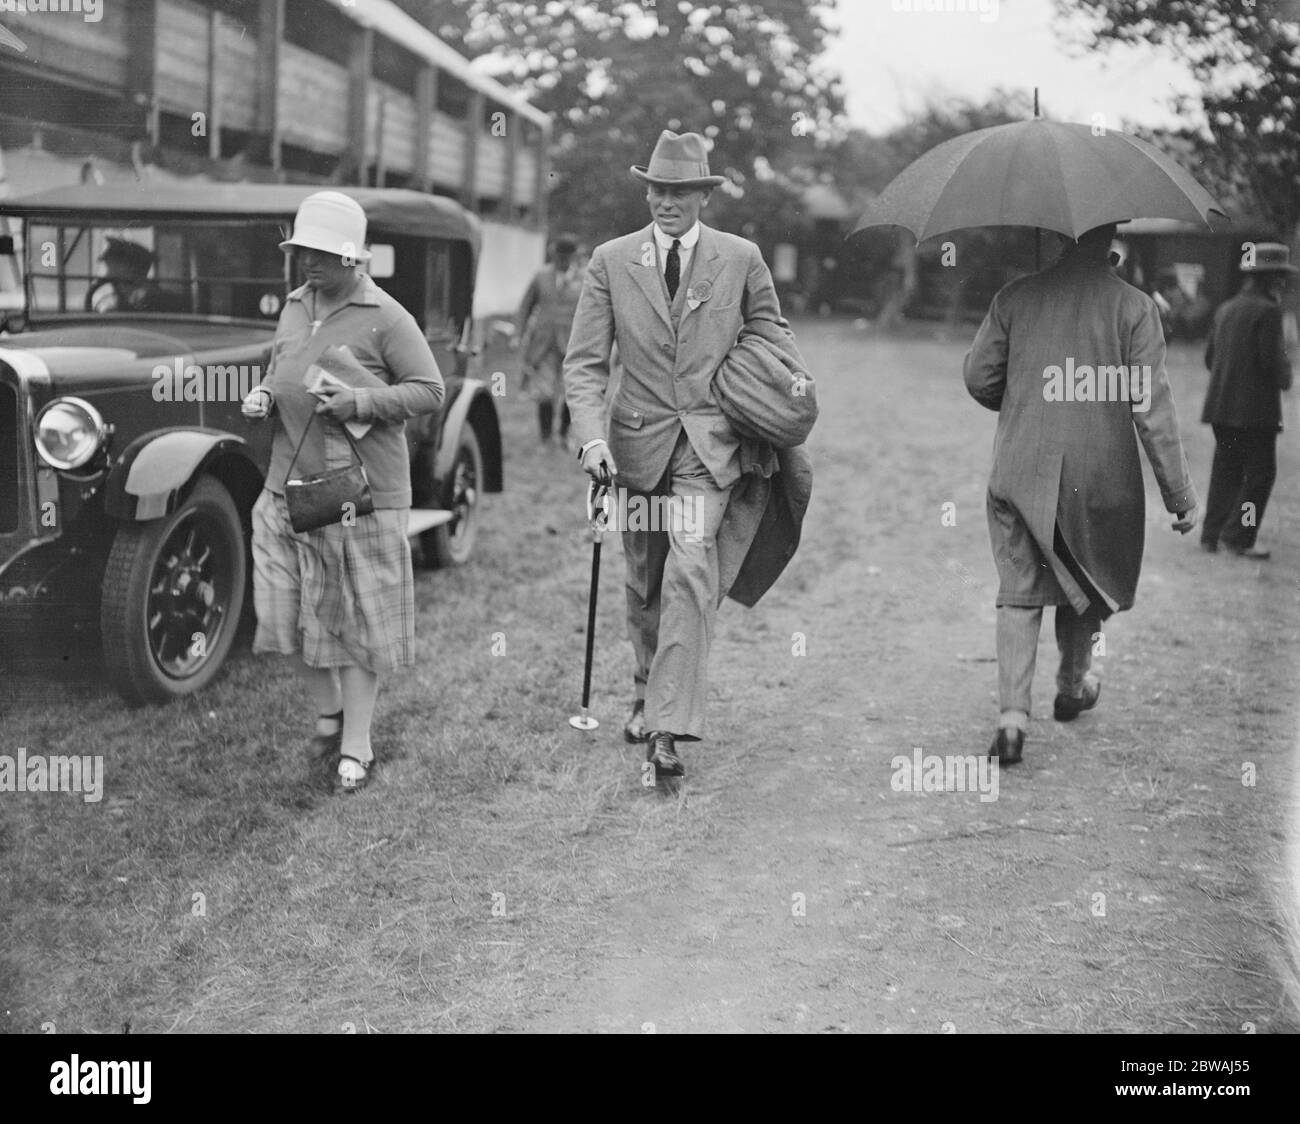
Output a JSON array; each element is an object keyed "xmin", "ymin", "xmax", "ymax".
[
  {"xmin": 640, "ymin": 242, "xmax": 655, "ymax": 268},
  {"xmin": 686, "ymin": 279, "xmax": 712, "ymax": 311}
]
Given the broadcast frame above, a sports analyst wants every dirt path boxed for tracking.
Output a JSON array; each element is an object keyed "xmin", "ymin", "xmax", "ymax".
[{"xmin": 519, "ymin": 321, "xmax": 1300, "ymax": 1034}]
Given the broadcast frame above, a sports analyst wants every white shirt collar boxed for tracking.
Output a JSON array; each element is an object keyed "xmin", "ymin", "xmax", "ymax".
[{"xmin": 653, "ymin": 222, "xmax": 701, "ymax": 251}]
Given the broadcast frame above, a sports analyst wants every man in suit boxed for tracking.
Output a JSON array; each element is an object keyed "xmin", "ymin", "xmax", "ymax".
[
  {"xmin": 1200, "ymin": 243, "xmax": 1295, "ymax": 559},
  {"xmin": 564, "ymin": 130, "xmax": 786, "ymax": 779},
  {"xmin": 965, "ymin": 223, "xmax": 1199, "ymax": 765},
  {"xmin": 517, "ymin": 233, "xmax": 583, "ymax": 443}
]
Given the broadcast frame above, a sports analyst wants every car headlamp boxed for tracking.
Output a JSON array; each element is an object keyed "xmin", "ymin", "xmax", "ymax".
[{"xmin": 34, "ymin": 397, "xmax": 107, "ymax": 471}]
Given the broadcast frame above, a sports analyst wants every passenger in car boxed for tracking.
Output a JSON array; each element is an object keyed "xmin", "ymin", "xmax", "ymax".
[{"xmin": 88, "ymin": 238, "xmax": 167, "ymax": 314}]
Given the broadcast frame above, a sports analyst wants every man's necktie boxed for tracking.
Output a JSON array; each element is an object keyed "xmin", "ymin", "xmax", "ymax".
[{"xmin": 665, "ymin": 239, "xmax": 681, "ymax": 300}]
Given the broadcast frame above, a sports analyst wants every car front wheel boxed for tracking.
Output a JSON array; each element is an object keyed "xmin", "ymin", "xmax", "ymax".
[
  {"xmin": 423, "ymin": 423, "xmax": 483, "ymax": 568},
  {"xmin": 100, "ymin": 476, "xmax": 246, "ymax": 706}
]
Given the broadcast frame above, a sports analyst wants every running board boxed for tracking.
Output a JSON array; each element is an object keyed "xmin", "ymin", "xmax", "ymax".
[{"xmin": 407, "ymin": 508, "xmax": 455, "ymax": 537}]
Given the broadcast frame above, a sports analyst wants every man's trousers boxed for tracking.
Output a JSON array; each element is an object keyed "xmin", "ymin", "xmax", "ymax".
[
  {"xmin": 997, "ymin": 604, "xmax": 1102, "ymax": 717},
  {"xmin": 1202, "ymin": 424, "xmax": 1277, "ymax": 550},
  {"xmin": 622, "ymin": 432, "xmax": 734, "ymax": 740}
]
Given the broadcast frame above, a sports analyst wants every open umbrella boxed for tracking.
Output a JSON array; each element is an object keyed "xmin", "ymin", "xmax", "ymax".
[{"xmin": 850, "ymin": 112, "xmax": 1227, "ymax": 246}]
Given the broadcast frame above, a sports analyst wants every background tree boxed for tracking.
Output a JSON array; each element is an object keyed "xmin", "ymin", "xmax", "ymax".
[
  {"xmin": 396, "ymin": 1, "xmax": 846, "ymax": 247},
  {"xmin": 1057, "ymin": 0, "xmax": 1300, "ymax": 246}
]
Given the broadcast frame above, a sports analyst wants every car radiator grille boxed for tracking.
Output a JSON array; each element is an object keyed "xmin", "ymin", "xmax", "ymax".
[{"xmin": 0, "ymin": 383, "xmax": 17, "ymax": 533}]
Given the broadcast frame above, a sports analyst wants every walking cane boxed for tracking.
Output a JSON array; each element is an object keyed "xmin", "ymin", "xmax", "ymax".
[{"xmin": 569, "ymin": 479, "xmax": 611, "ymax": 731}]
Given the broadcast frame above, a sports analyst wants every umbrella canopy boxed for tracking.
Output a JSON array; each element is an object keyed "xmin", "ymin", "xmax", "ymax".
[{"xmin": 849, "ymin": 118, "xmax": 1227, "ymax": 245}]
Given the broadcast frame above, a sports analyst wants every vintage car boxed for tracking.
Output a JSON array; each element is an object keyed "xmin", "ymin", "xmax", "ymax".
[{"xmin": 0, "ymin": 183, "xmax": 502, "ymax": 705}]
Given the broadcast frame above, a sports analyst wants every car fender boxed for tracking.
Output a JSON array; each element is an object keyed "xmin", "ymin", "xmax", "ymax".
[
  {"xmin": 436, "ymin": 379, "xmax": 502, "ymax": 492},
  {"xmin": 104, "ymin": 428, "xmax": 253, "ymax": 521}
]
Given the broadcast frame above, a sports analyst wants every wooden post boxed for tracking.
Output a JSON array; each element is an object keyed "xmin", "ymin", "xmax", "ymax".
[
  {"xmin": 206, "ymin": 8, "xmax": 222, "ymax": 161},
  {"xmin": 503, "ymin": 108, "xmax": 518, "ymax": 220},
  {"xmin": 346, "ymin": 24, "xmax": 374, "ymax": 186},
  {"xmin": 253, "ymin": 0, "xmax": 284, "ymax": 172},
  {"xmin": 123, "ymin": 0, "xmax": 158, "ymax": 147},
  {"xmin": 375, "ymin": 93, "xmax": 388, "ymax": 188},
  {"xmin": 463, "ymin": 88, "xmax": 484, "ymax": 212},
  {"xmin": 414, "ymin": 67, "xmax": 434, "ymax": 193},
  {"xmin": 535, "ymin": 123, "xmax": 551, "ymax": 232}
]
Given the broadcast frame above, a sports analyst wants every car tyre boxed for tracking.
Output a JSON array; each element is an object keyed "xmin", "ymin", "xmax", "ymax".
[
  {"xmin": 423, "ymin": 423, "xmax": 483, "ymax": 568},
  {"xmin": 101, "ymin": 475, "xmax": 246, "ymax": 706}
]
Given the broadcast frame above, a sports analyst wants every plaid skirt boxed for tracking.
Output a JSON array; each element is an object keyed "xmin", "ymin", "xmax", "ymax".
[{"xmin": 251, "ymin": 489, "xmax": 415, "ymax": 672}]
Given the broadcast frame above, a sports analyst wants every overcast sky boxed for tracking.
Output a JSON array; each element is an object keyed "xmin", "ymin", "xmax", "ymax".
[{"xmin": 822, "ymin": 0, "xmax": 1203, "ymax": 134}]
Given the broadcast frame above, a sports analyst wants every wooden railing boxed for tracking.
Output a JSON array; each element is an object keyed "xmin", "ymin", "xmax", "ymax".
[{"xmin": 0, "ymin": 0, "xmax": 549, "ymax": 225}]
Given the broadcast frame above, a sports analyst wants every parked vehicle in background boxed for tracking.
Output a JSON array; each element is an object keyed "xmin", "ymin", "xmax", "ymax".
[{"xmin": 0, "ymin": 183, "xmax": 502, "ymax": 705}]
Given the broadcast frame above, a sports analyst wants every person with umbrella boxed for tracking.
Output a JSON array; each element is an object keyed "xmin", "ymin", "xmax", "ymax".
[
  {"xmin": 850, "ymin": 111, "xmax": 1225, "ymax": 766},
  {"xmin": 964, "ymin": 222, "xmax": 1199, "ymax": 764},
  {"xmin": 1199, "ymin": 243, "xmax": 1296, "ymax": 560}
]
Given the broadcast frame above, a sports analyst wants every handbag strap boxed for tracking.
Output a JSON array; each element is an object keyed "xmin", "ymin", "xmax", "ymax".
[{"xmin": 283, "ymin": 408, "xmax": 365, "ymax": 485}]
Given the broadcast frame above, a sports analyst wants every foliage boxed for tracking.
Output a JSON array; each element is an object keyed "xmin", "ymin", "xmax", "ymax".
[
  {"xmin": 396, "ymin": 1, "xmax": 845, "ymax": 244},
  {"xmin": 1058, "ymin": 0, "xmax": 1300, "ymax": 239}
]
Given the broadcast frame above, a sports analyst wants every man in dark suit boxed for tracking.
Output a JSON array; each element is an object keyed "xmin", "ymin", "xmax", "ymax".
[
  {"xmin": 563, "ymin": 130, "xmax": 787, "ymax": 779},
  {"xmin": 1200, "ymin": 243, "xmax": 1295, "ymax": 559}
]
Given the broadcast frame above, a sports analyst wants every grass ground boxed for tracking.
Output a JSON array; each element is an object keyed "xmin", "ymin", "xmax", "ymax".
[{"xmin": 1, "ymin": 321, "xmax": 1297, "ymax": 1034}]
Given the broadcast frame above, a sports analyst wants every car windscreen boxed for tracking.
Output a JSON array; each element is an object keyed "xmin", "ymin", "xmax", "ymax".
[{"xmin": 24, "ymin": 219, "xmax": 290, "ymax": 320}]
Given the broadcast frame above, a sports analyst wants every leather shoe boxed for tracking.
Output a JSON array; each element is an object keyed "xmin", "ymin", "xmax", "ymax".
[
  {"xmin": 624, "ymin": 699, "xmax": 649, "ymax": 744},
  {"xmin": 1053, "ymin": 679, "xmax": 1100, "ymax": 722},
  {"xmin": 988, "ymin": 727, "xmax": 1024, "ymax": 765},
  {"xmin": 1229, "ymin": 544, "xmax": 1270, "ymax": 560},
  {"xmin": 647, "ymin": 731, "xmax": 684, "ymax": 778}
]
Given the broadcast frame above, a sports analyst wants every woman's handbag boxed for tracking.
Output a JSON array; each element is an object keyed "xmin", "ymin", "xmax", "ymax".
[{"xmin": 282, "ymin": 411, "xmax": 374, "ymax": 533}]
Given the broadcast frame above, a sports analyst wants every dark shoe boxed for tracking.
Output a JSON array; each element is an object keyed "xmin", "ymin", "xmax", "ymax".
[
  {"xmin": 988, "ymin": 727, "xmax": 1024, "ymax": 765},
  {"xmin": 307, "ymin": 709, "xmax": 344, "ymax": 760},
  {"xmin": 1199, "ymin": 540, "xmax": 1218, "ymax": 554},
  {"xmin": 334, "ymin": 753, "xmax": 374, "ymax": 794},
  {"xmin": 647, "ymin": 731, "xmax": 684, "ymax": 778},
  {"xmin": 1054, "ymin": 679, "xmax": 1100, "ymax": 722},
  {"xmin": 624, "ymin": 700, "xmax": 649, "ymax": 744},
  {"xmin": 1229, "ymin": 544, "xmax": 1271, "ymax": 560}
]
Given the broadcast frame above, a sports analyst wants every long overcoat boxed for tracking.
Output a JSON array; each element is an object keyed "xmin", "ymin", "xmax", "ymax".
[{"xmin": 964, "ymin": 252, "xmax": 1197, "ymax": 613}]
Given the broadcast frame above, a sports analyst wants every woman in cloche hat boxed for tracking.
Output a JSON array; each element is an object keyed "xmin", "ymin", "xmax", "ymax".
[{"xmin": 242, "ymin": 191, "xmax": 445, "ymax": 793}]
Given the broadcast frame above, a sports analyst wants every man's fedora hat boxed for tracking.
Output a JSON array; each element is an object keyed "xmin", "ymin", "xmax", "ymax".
[
  {"xmin": 1241, "ymin": 242, "xmax": 1298, "ymax": 274},
  {"xmin": 631, "ymin": 130, "xmax": 726, "ymax": 188}
]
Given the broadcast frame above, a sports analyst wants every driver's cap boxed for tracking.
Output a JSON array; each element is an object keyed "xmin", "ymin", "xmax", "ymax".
[{"xmin": 279, "ymin": 191, "xmax": 372, "ymax": 263}]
